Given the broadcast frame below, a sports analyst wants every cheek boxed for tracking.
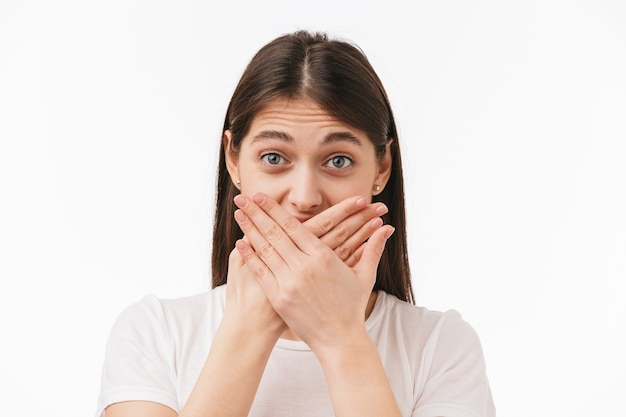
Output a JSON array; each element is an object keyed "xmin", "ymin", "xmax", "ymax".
[
  {"xmin": 325, "ymin": 180, "xmax": 375, "ymax": 205},
  {"xmin": 239, "ymin": 172, "xmax": 284, "ymax": 199}
]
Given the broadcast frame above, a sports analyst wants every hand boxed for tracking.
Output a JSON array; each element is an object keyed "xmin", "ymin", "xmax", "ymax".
[
  {"xmin": 303, "ymin": 196, "xmax": 389, "ymax": 267},
  {"xmin": 233, "ymin": 193, "xmax": 394, "ymax": 353},
  {"xmin": 223, "ymin": 196, "xmax": 388, "ymax": 339},
  {"xmin": 223, "ymin": 246, "xmax": 287, "ymax": 338}
]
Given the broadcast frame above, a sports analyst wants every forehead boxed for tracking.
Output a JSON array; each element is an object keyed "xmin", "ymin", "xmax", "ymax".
[
  {"xmin": 240, "ymin": 98, "xmax": 378, "ymax": 155},
  {"xmin": 249, "ymin": 98, "xmax": 357, "ymax": 133}
]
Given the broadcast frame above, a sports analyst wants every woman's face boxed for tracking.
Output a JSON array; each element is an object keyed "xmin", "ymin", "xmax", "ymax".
[{"xmin": 224, "ymin": 98, "xmax": 392, "ymax": 223}]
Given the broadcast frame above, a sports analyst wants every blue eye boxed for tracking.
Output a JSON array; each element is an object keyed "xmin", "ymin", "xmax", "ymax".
[
  {"xmin": 326, "ymin": 156, "xmax": 353, "ymax": 168},
  {"xmin": 261, "ymin": 153, "xmax": 284, "ymax": 165}
]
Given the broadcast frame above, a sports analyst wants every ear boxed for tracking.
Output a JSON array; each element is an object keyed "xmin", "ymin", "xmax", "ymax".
[
  {"xmin": 223, "ymin": 130, "xmax": 240, "ymax": 189},
  {"xmin": 373, "ymin": 140, "xmax": 393, "ymax": 196}
]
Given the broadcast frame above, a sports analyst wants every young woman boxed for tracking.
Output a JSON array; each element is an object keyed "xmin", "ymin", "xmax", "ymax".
[{"xmin": 96, "ymin": 31, "xmax": 495, "ymax": 417}]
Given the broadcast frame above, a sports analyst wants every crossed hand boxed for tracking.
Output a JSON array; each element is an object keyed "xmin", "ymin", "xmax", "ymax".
[{"xmin": 225, "ymin": 193, "xmax": 394, "ymax": 353}]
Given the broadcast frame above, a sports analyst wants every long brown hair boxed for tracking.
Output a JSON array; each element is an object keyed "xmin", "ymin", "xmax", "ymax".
[{"xmin": 211, "ymin": 31, "xmax": 413, "ymax": 303}]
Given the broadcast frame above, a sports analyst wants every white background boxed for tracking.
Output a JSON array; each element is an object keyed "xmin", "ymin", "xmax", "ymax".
[{"xmin": 1, "ymin": 0, "xmax": 624, "ymax": 416}]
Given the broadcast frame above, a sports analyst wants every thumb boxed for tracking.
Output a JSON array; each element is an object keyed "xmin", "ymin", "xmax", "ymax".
[
  {"xmin": 353, "ymin": 225, "xmax": 395, "ymax": 280},
  {"xmin": 228, "ymin": 244, "xmax": 246, "ymax": 270},
  {"xmin": 344, "ymin": 243, "xmax": 365, "ymax": 268}
]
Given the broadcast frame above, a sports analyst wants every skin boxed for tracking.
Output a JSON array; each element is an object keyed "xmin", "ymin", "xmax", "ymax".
[{"xmin": 105, "ymin": 98, "xmax": 402, "ymax": 417}]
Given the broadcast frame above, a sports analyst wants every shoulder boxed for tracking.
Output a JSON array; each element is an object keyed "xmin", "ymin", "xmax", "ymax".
[
  {"xmin": 156, "ymin": 284, "xmax": 227, "ymax": 324},
  {"xmin": 96, "ymin": 286, "xmax": 228, "ymax": 415},
  {"xmin": 107, "ymin": 285, "xmax": 227, "ymax": 344},
  {"xmin": 372, "ymin": 291, "xmax": 488, "ymax": 381},
  {"xmin": 117, "ymin": 285, "xmax": 225, "ymax": 319},
  {"xmin": 373, "ymin": 291, "xmax": 475, "ymax": 342},
  {"xmin": 372, "ymin": 293, "xmax": 495, "ymax": 417}
]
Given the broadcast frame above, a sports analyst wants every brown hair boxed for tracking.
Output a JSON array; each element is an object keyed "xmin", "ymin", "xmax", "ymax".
[{"xmin": 211, "ymin": 31, "xmax": 413, "ymax": 303}]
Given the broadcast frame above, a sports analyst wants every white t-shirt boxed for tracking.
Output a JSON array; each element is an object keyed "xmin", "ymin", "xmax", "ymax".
[{"xmin": 96, "ymin": 285, "xmax": 495, "ymax": 417}]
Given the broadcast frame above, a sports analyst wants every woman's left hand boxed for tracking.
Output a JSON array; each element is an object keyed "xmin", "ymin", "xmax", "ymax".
[{"xmin": 232, "ymin": 192, "xmax": 394, "ymax": 355}]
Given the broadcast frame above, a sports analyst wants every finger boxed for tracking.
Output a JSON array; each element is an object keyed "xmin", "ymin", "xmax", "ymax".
[
  {"xmin": 234, "ymin": 207, "xmax": 291, "ymax": 276},
  {"xmin": 228, "ymin": 246, "xmax": 245, "ymax": 270},
  {"xmin": 332, "ymin": 217, "xmax": 383, "ymax": 261},
  {"xmin": 235, "ymin": 193, "xmax": 325, "ymax": 256},
  {"xmin": 235, "ymin": 239, "xmax": 279, "ymax": 298},
  {"xmin": 319, "ymin": 200, "xmax": 386, "ymax": 239},
  {"xmin": 233, "ymin": 195, "xmax": 320, "ymax": 284},
  {"xmin": 344, "ymin": 243, "xmax": 366, "ymax": 268},
  {"xmin": 353, "ymin": 225, "xmax": 395, "ymax": 283},
  {"xmin": 303, "ymin": 196, "xmax": 368, "ymax": 237},
  {"xmin": 225, "ymin": 247, "xmax": 253, "ymax": 305}
]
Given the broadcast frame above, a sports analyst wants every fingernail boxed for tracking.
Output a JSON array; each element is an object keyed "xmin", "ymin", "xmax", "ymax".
[
  {"xmin": 252, "ymin": 193, "xmax": 264, "ymax": 204},
  {"xmin": 355, "ymin": 197, "xmax": 367, "ymax": 208},
  {"xmin": 376, "ymin": 204, "xmax": 388, "ymax": 215},
  {"xmin": 234, "ymin": 194, "xmax": 247, "ymax": 207},
  {"xmin": 385, "ymin": 227, "xmax": 395, "ymax": 239},
  {"xmin": 234, "ymin": 209, "xmax": 247, "ymax": 222},
  {"xmin": 370, "ymin": 218, "xmax": 383, "ymax": 228}
]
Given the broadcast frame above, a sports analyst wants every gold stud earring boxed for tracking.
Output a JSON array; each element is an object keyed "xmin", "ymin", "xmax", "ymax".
[
  {"xmin": 235, "ymin": 179, "xmax": 241, "ymax": 188},
  {"xmin": 374, "ymin": 184, "xmax": 381, "ymax": 192}
]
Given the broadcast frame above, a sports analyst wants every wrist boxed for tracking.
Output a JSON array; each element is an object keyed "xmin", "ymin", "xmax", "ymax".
[
  {"xmin": 314, "ymin": 326, "xmax": 375, "ymax": 369},
  {"xmin": 220, "ymin": 309, "xmax": 285, "ymax": 347}
]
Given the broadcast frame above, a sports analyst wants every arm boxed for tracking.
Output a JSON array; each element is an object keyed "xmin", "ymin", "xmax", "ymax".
[
  {"xmin": 105, "ymin": 401, "xmax": 177, "ymax": 417},
  {"xmin": 233, "ymin": 193, "xmax": 402, "ymax": 417},
  {"xmin": 104, "ymin": 247, "xmax": 284, "ymax": 417},
  {"xmin": 316, "ymin": 330, "xmax": 402, "ymax": 417},
  {"xmin": 178, "ymin": 244, "xmax": 286, "ymax": 417}
]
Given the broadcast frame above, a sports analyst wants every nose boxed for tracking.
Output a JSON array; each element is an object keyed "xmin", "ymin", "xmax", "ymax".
[{"xmin": 287, "ymin": 167, "xmax": 323, "ymax": 213}]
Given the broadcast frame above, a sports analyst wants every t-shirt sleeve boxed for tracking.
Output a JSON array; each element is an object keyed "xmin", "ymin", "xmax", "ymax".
[
  {"xmin": 95, "ymin": 296, "xmax": 179, "ymax": 417},
  {"xmin": 413, "ymin": 311, "xmax": 496, "ymax": 417}
]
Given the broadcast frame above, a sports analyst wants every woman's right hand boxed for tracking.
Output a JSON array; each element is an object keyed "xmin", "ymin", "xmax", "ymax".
[{"xmin": 223, "ymin": 246, "xmax": 287, "ymax": 338}]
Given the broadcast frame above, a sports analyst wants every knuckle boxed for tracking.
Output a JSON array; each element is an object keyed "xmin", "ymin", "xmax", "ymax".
[
  {"xmin": 312, "ymin": 249, "xmax": 334, "ymax": 270},
  {"xmin": 294, "ymin": 259, "xmax": 314, "ymax": 278},
  {"xmin": 238, "ymin": 248, "xmax": 251, "ymax": 261},
  {"xmin": 253, "ymin": 265, "xmax": 267, "ymax": 279},
  {"xmin": 258, "ymin": 243, "xmax": 274, "ymax": 259},
  {"xmin": 282, "ymin": 217, "xmax": 299, "ymax": 234},
  {"xmin": 335, "ymin": 244, "xmax": 351, "ymax": 260},
  {"xmin": 333, "ymin": 224, "xmax": 350, "ymax": 241},
  {"xmin": 264, "ymin": 225, "xmax": 281, "ymax": 241},
  {"xmin": 316, "ymin": 215, "xmax": 333, "ymax": 234}
]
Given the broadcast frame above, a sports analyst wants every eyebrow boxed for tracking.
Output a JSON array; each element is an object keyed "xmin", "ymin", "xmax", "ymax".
[
  {"xmin": 252, "ymin": 130, "xmax": 293, "ymax": 143},
  {"xmin": 252, "ymin": 130, "xmax": 363, "ymax": 147}
]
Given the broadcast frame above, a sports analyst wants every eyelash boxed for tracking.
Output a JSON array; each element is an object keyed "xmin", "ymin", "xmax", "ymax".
[
  {"xmin": 260, "ymin": 152, "xmax": 287, "ymax": 166},
  {"xmin": 324, "ymin": 155, "xmax": 353, "ymax": 169},
  {"xmin": 260, "ymin": 152, "xmax": 354, "ymax": 170}
]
